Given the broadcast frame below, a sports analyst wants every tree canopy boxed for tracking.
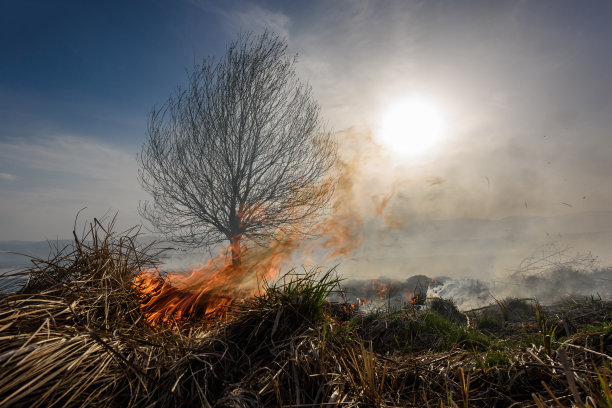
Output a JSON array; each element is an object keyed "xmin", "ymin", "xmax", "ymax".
[{"xmin": 138, "ymin": 32, "xmax": 336, "ymax": 264}]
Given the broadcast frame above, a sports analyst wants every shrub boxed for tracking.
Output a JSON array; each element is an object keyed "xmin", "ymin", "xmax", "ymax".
[{"xmin": 429, "ymin": 297, "xmax": 467, "ymax": 325}]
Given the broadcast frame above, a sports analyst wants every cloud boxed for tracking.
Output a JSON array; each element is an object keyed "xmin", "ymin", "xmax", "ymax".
[
  {"xmin": 0, "ymin": 135, "xmax": 135, "ymax": 179},
  {"xmin": 0, "ymin": 135, "xmax": 147, "ymax": 240},
  {"xmin": 226, "ymin": 3, "xmax": 291, "ymax": 38},
  {"xmin": 188, "ymin": 0, "xmax": 291, "ymax": 39},
  {"xmin": 0, "ymin": 172, "xmax": 16, "ymax": 181}
]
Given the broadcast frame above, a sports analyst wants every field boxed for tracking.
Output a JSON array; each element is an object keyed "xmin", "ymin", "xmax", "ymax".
[{"xmin": 0, "ymin": 222, "xmax": 610, "ymax": 407}]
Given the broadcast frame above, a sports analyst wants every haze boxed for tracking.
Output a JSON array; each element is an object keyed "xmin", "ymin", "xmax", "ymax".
[{"xmin": 2, "ymin": 0, "xmax": 612, "ymax": 281}]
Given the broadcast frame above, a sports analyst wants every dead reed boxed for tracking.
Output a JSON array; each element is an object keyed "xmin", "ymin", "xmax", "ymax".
[{"xmin": 0, "ymin": 218, "xmax": 610, "ymax": 407}]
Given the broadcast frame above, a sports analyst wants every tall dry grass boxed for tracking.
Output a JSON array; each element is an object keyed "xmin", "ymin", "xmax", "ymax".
[{"xmin": 0, "ymin": 217, "xmax": 610, "ymax": 407}]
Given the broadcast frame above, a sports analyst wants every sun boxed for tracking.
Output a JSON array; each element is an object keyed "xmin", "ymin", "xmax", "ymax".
[{"xmin": 377, "ymin": 97, "xmax": 447, "ymax": 158}]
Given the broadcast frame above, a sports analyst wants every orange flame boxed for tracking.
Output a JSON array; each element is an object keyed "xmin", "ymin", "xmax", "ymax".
[{"xmin": 135, "ymin": 238, "xmax": 290, "ymax": 325}]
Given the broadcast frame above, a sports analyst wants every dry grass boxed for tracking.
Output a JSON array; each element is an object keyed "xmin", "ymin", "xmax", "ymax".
[{"xmin": 0, "ymin": 219, "xmax": 611, "ymax": 407}]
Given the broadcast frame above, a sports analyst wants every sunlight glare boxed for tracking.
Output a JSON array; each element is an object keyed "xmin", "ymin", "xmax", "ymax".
[{"xmin": 378, "ymin": 97, "xmax": 447, "ymax": 158}]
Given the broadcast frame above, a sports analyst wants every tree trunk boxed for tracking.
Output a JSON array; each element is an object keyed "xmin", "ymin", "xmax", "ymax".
[{"xmin": 230, "ymin": 234, "xmax": 242, "ymax": 268}]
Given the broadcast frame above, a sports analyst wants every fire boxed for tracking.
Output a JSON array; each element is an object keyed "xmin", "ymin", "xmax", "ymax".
[
  {"xmin": 134, "ymin": 184, "xmax": 369, "ymax": 326},
  {"xmin": 133, "ymin": 200, "xmax": 400, "ymax": 326},
  {"xmin": 133, "ymin": 127, "xmax": 414, "ymax": 326},
  {"xmin": 135, "ymin": 272, "xmax": 239, "ymax": 323},
  {"xmin": 135, "ymin": 239, "xmax": 289, "ymax": 325}
]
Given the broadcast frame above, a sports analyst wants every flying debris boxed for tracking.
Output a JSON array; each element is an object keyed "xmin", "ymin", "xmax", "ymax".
[
  {"xmin": 426, "ymin": 176, "xmax": 445, "ymax": 186},
  {"xmin": 561, "ymin": 202, "xmax": 573, "ymax": 207}
]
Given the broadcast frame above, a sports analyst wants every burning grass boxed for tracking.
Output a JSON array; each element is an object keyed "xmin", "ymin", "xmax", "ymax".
[{"xmin": 1, "ymin": 220, "xmax": 611, "ymax": 407}]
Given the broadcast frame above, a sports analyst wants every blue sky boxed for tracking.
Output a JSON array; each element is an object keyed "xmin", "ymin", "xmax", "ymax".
[
  {"xmin": 2, "ymin": 0, "xmax": 612, "ymax": 248},
  {"xmin": 0, "ymin": 0, "xmax": 236, "ymax": 239},
  {"xmin": 1, "ymin": 0, "xmax": 228, "ymax": 146}
]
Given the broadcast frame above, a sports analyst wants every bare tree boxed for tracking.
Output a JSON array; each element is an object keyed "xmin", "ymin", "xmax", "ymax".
[{"xmin": 138, "ymin": 32, "xmax": 336, "ymax": 266}]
